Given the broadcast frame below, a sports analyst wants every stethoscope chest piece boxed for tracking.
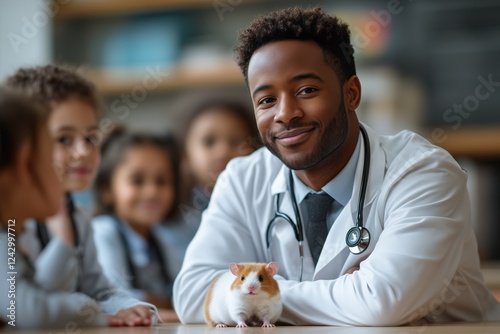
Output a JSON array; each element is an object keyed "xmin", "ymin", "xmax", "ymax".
[{"xmin": 346, "ymin": 226, "xmax": 370, "ymax": 255}]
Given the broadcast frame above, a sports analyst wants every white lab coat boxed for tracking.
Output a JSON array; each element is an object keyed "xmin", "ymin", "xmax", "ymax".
[{"xmin": 173, "ymin": 125, "xmax": 500, "ymax": 326}]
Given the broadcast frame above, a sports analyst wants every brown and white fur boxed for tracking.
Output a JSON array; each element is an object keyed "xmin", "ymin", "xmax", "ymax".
[{"xmin": 204, "ymin": 262, "xmax": 282, "ymax": 328}]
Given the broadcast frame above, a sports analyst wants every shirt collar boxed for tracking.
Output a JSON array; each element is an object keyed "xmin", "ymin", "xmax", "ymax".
[
  {"xmin": 118, "ymin": 221, "xmax": 149, "ymax": 257},
  {"xmin": 291, "ymin": 134, "xmax": 361, "ymax": 207}
]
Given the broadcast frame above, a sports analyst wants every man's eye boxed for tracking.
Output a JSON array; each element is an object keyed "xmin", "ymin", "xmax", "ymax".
[
  {"xmin": 259, "ymin": 97, "xmax": 276, "ymax": 105},
  {"xmin": 299, "ymin": 87, "xmax": 317, "ymax": 95}
]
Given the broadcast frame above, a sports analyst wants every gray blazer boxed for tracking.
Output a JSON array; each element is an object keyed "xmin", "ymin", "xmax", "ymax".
[
  {"xmin": 92, "ymin": 215, "xmax": 188, "ymax": 300},
  {"xmin": 0, "ymin": 207, "xmax": 156, "ymax": 329}
]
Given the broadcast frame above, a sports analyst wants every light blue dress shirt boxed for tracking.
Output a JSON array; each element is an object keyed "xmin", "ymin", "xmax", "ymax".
[{"xmin": 292, "ymin": 135, "xmax": 361, "ymax": 231}]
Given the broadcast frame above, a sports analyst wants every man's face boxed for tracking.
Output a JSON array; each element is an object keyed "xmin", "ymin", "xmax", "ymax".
[{"xmin": 247, "ymin": 40, "xmax": 349, "ymax": 171}]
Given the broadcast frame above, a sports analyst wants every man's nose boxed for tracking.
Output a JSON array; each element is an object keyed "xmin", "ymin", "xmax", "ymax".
[{"xmin": 274, "ymin": 94, "xmax": 304, "ymax": 124}]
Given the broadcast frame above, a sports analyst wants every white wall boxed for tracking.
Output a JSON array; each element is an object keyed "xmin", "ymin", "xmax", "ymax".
[{"xmin": 0, "ymin": 0, "xmax": 52, "ymax": 80}]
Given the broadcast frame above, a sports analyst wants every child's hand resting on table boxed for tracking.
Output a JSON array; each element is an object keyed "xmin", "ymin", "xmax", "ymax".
[{"xmin": 106, "ymin": 305, "xmax": 154, "ymax": 327}]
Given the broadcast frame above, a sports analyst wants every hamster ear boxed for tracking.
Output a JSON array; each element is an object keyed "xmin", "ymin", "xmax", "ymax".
[
  {"xmin": 229, "ymin": 263, "xmax": 239, "ymax": 276},
  {"xmin": 266, "ymin": 262, "xmax": 279, "ymax": 276}
]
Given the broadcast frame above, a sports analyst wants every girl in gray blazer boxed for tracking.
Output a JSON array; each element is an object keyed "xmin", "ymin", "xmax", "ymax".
[
  {"xmin": 93, "ymin": 130, "xmax": 180, "ymax": 322},
  {"xmin": 3, "ymin": 66, "xmax": 157, "ymax": 328}
]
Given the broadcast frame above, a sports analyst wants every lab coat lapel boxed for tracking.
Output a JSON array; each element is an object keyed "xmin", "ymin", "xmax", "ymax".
[{"xmin": 314, "ymin": 124, "xmax": 386, "ymax": 280}]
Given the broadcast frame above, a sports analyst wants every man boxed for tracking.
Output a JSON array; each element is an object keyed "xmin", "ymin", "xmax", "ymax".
[{"xmin": 173, "ymin": 7, "xmax": 500, "ymax": 326}]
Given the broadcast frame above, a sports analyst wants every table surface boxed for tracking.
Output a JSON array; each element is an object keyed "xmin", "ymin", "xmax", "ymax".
[{"xmin": 12, "ymin": 322, "xmax": 500, "ymax": 334}]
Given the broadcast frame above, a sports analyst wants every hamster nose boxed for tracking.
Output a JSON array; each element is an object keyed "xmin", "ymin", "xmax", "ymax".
[{"xmin": 248, "ymin": 284, "xmax": 256, "ymax": 292}]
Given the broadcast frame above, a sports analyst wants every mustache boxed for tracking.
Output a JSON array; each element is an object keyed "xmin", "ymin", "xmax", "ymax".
[{"xmin": 268, "ymin": 121, "xmax": 317, "ymax": 138}]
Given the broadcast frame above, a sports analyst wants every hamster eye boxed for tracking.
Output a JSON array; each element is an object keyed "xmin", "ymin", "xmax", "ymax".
[
  {"xmin": 259, "ymin": 275, "xmax": 264, "ymax": 282},
  {"xmin": 241, "ymin": 276, "xmax": 245, "ymax": 281}
]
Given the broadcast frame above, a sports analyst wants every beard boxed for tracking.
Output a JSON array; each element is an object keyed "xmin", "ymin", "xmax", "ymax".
[{"xmin": 261, "ymin": 97, "xmax": 348, "ymax": 171}]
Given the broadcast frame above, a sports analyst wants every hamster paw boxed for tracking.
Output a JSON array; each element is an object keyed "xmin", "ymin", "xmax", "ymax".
[
  {"xmin": 262, "ymin": 322, "xmax": 275, "ymax": 328},
  {"xmin": 236, "ymin": 322, "xmax": 248, "ymax": 328},
  {"xmin": 216, "ymin": 324, "xmax": 227, "ymax": 328}
]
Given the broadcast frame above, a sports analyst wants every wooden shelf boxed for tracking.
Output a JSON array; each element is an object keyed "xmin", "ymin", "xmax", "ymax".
[
  {"xmin": 89, "ymin": 60, "xmax": 245, "ymax": 94},
  {"xmin": 430, "ymin": 127, "xmax": 500, "ymax": 158},
  {"xmin": 55, "ymin": 0, "xmax": 262, "ymax": 19}
]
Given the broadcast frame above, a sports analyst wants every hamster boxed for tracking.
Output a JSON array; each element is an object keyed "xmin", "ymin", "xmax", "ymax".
[{"xmin": 204, "ymin": 262, "xmax": 282, "ymax": 328}]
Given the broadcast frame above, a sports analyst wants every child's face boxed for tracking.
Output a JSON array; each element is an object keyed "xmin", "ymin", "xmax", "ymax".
[
  {"xmin": 110, "ymin": 146, "xmax": 175, "ymax": 227},
  {"xmin": 185, "ymin": 109, "xmax": 254, "ymax": 188},
  {"xmin": 48, "ymin": 98, "xmax": 101, "ymax": 192}
]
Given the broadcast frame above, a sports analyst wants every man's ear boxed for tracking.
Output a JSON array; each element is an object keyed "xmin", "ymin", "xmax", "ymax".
[{"xmin": 344, "ymin": 75, "xmax": 362, "ymax": 112}]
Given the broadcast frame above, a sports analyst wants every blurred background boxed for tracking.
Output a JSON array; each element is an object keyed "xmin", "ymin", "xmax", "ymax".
[{"xmin": 0, "ymin": 0, "xmax": 499, "ymax": 280}]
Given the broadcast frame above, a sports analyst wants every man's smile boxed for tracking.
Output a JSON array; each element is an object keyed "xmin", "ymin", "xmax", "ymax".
[{"xmin": 274, "ymin": 126, "xmax": 315, "ymax": 147}]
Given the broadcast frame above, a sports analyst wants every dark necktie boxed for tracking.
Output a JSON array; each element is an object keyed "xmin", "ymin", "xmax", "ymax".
[{"xmin": 305, "ymin": 193, "xmax": 334, "ymax": 265}]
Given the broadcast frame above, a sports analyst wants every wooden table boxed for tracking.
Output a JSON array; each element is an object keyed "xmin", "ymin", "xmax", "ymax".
[{"xmin": 13, "ymin": 323, "xmax": 500, "ymax": 333}]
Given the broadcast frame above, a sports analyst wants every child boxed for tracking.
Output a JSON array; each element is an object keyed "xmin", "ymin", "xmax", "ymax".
[
  {"xmin": 167, "ymin": 95, "xmax": 260, "ymax": 275},
  {"xmin": 179, "ymin": 95, "xmax": 260, "ymax": 203},
  {"xmin": 5, "ymin": 65, "xmax": 156, "ymax": 327},
  {"xmin": 0, "ymin": 86, "xmax": 86, "ymax": 328},
  {"xmin": 92, "ymin": 129, "xmax": 179, "ymax": 322}
]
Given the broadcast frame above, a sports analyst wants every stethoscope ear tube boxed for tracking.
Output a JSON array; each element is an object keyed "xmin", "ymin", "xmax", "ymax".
[
  {"xmin": 356, "ymin": 125, "xmax": 371, "ymax": 229},
  {"xmin": 266, "ymin": 193, "xmax": 302, "ymax": 249},
  {"xmin": 349, "ymin": 125, "xmax": 372, "ymax": 253},
  {"xmin": 266, "ymin": 190, "xmax": 304, "ymax": 281}
]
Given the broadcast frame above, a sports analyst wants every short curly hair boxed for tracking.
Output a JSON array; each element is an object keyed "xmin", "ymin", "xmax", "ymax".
[
  {"xmin": 5, "ymin": 64, "xmax": 103, "ymax": 117},
  {"xmin": 235, "ymin": 6, "xmax": 356, "ymax": 84}
]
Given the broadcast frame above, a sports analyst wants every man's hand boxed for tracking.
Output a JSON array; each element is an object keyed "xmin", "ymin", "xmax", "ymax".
[{"xmin": 107, "ymin": 305, "xmax": 153, "ymax": 327}]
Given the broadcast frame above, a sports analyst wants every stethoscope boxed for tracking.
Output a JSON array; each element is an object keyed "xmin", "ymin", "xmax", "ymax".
[{"xmin": 266, "ymin": 125, "xmax": 371, "ymax": 281}]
